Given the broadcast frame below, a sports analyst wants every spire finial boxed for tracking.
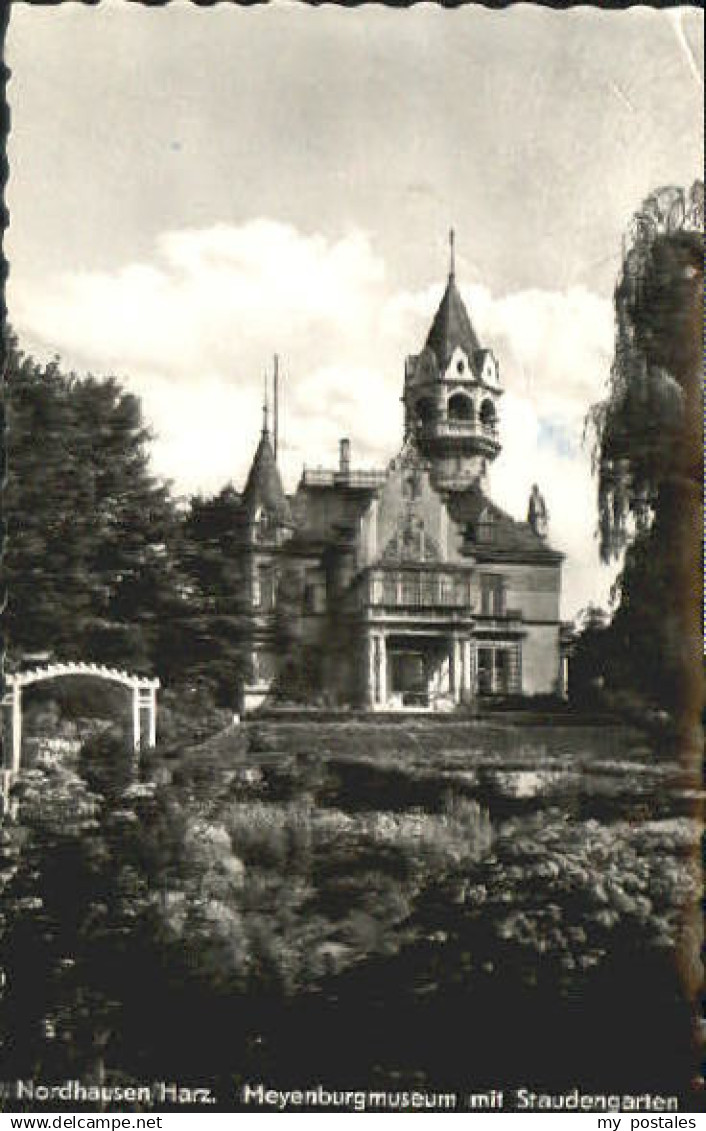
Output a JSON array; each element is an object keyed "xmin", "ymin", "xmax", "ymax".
[
  {"xmin": 262, "ymin": 372, "xmax": 269, "ymax": 436},
  {"xmin": 273, "ymin": 353, "xmax": 279, "ymax": 463},
  {"xmin": 449, "ymin": 228, "xmax": 456, "ymax": 280}
]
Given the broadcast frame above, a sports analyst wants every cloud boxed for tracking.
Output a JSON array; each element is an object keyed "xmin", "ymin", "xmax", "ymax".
[
  {"xmin": 10, "ymin": 219, "xmax": 619, "ymax": 615},
  {"xmin": 12, "ymin": 220, "xmax": 387, "ymax": 375}
]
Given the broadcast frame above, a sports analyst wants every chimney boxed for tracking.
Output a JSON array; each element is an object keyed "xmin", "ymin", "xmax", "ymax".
[{"xmin": 339, "ymin": 438, "xmax": 351, "ymax": 476}]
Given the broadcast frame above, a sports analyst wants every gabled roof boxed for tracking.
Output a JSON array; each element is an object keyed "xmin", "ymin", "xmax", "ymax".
[
  {"xmin": 241, "ymin": 429, "xmax": 293, "ymax": 525},
  {"xmin": 447, "ymin": 484, "xmax": 563, "ymax": 562},
  {"xmin": 425, "ymin": 274, "xmax": 482, "ymax": 371}
]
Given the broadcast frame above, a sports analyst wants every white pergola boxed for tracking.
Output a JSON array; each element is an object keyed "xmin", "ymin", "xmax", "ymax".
[{"xmin": 2, "ymin": 662, "xmax": 159, "ymax": 801}]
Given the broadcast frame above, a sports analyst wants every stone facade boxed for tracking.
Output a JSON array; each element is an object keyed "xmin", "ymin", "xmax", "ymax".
[{"xmin": 234, "ymin": 249, "xmax": 564, "ymax": 713}]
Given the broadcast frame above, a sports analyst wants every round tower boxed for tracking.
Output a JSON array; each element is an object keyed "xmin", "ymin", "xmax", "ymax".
[{"xmin": 403, "ymin": 232, "xmax": 503, "ymax": 492}]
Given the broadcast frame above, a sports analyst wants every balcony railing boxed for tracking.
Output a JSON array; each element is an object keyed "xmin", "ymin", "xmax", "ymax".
[
  {"xmin": 417, "ymin": 419, "xmax": 499, "ymax": 442},
  {"xmin": 301, "ymin": 468, "xmax": 387, "ymax": 489},
  {"xmin": 354, "ymin": 568, "xmax": 473, "ymax": 612}
]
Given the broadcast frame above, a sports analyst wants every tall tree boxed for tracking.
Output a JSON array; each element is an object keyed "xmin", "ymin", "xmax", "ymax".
[
  {"xmin": 586, "ymin": 182, "xmax": 703, "ymax": 715},
  {"xmin": 164, "ymin": 486, "xmax": 248, "ymax": 701},
  {"xmin": 2, "ymin": 335, "xmax": 186, "ymax": 672}
]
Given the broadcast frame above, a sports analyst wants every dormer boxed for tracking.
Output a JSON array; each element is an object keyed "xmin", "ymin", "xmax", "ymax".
[
  {"xmin": 476, "ymin": 349, "xmax": 501, "ymax": 389},
  {"xmin": 443, "ymin": 345, "xmax": 475, "ymax": 384}
]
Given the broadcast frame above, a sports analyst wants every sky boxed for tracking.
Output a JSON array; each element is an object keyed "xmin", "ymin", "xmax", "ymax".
[{"xmin": 5, "ymin": 1, "xmax": 704, "ymax": 618}]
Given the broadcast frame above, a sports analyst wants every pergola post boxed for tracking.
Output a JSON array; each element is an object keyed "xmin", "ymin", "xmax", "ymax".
[
  {"xmin": 137, "ymin": 682, "xmax": 158, "ymax": 748},
  {"xmin": 132, "ymin": 683, "xmax": 141, "ymax": 753},
  {"xmin": 1, "ymin": 680, "xmax": 22, "ymax": 813},
  {"xmin": 148, "ymin": 684, "xmax": 157, "ymax": 747},
  {"xmin": 11, "ymin": 681, "xmax": 22, "ymax": 775}
]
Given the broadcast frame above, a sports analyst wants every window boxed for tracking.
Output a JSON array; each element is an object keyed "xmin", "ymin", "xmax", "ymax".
[
  {"xmin": 415, "ymin": 397, "xmax": 435, "ymax": 431},
  {"xmin": 480, "ymin": 399, "xmax": 497, "ymax": 435},
  {"xmin": 480, "ymin": 574, "xmax": 506, "ymax": 616},
  {"xmin": 454, "ymin": 574, "xmax": 470, "ymax": 607},
  {"xmin": 303, "ymin": 582, "xmax": 325, "ymax": 614},
  {"xmin": 495, "ymin": 649, "xmax": 511, "ymax": 695},
  {"xmin": 254, "ymin": 508, "xmax": 274, "ymax": 542},
  {"xmin": 256, "ymin": 565, "xmax": 277, "ymax": 610},
  {"xmin": 303, "ymin": 584, "xmax": 316, "ymax": 613},
  {"xmin": 448, "ymin": 392, "xmax": 473, "ymax": 422},
  {"xmin": 476, "ymin": 644, "xmax": 521, "ymax": 695},
  {"xmin": 382, "ymin": 575, "xmax": 398, "ymax": 605},
  {"xmin": 476, "ymin": 507, "xmax": 495, "ymax": 544},
  {"xmin": 477, "ymin": 648, "xmax": 493, "ymax": 695}
]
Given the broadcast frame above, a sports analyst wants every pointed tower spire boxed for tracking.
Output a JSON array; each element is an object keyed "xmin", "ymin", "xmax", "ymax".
[
  {"xmin": 402, "ymin": 232, "xmax": 503, "ymax": 491},
  {"xmin": 262, "ymin": 373, "xmax": 270, "ymax": 436},
  {"xmin": 273, "ymin": 354, "xmax": 279, "ymax": 464}
]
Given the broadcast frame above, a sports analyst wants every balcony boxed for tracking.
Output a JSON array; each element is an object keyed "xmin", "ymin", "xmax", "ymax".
[
  {"xmin": 301, "ymin": 467, "xmax": 388, "ymax": 490},
  {"xmin": 417, "ymin": 418, "xmax": 499, "ymax": 443},
  {"xmin": 348, "ymin": 567, "xmax": 474, "ymax": 620}
]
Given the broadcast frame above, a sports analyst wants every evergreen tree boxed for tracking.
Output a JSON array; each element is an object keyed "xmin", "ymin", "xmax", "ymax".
[
  {"xmin": 2, "ymin": 334, "xmax": 187, "ymax": 673},
  {"xmin": 163, "ymin": 486, "xmax": 247, "ymax": 701}
]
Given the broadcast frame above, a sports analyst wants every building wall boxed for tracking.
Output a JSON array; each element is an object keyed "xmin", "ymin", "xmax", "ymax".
[
  {"xmin": 294, "ymin": 486, "xmax": 358, "ymax": 540},
  {"xmin": 238, "ymin": 472, "xmax": 563, "ymax": 707},
  {"xmin": 359, "ymin": 465, "xmax": 450, "ymax": 568},
  {"xmin": 472, "ymin": 560, "xmax": 562, "ymax": 695},
  {"xmin": 474, "ymin": 561, "xmax": 561, "ymax": 622},
  {"xmin": 520, "ymin": 622, "xmax": 562, "ymax": 696}
]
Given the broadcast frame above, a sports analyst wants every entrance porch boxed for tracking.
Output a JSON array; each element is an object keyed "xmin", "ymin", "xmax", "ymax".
[{"xmin": 364, "ymin": 630, "xmax": 474, "ymax": 711}]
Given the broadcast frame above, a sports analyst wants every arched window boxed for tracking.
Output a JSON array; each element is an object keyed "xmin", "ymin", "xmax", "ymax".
[
  {"xmin": 448, "ymin": 392, "xmax": 474, "ymax": 422},
  {"xmin": 253, "ymin": 507, "xmax": 273, "ymax": 542},
  {"xmin": 415, "ymin": 397, "xmax": 435, "ymax": 430},
  {"xmin": 480, "ymin": 399, "xmax": 497, "ymax": 434}
]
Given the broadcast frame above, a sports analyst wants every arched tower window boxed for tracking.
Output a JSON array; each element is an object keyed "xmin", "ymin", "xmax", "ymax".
[
  {"xmin": 447, "ymin": 392, "xmax": 474, "ymax": 422},
  {"xmin": 480, "ymin": 399, "xmax": 497, "ymax": 435},
  {"xmin": 414, "ymin": 396, "xmax": 435, "ymax": 431}
]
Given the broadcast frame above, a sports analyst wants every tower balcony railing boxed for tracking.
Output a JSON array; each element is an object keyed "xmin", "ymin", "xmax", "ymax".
[
  {"xmin": 349, "ymin": 568, "xmax": 474, "ymax": 613},
  {"xmin": 417, "ymin": 418, "xmax": 499, "ymax": 441}
]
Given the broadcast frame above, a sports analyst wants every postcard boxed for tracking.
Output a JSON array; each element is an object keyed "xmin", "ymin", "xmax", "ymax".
[{"xmin": 1, "ymin": 1, "xmax": 703, "ymax": 1116}]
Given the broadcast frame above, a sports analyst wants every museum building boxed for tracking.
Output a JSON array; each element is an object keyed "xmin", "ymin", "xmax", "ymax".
[{"xmin": 233, "ymin": 245, "xmax": 564, "ymax": 712}]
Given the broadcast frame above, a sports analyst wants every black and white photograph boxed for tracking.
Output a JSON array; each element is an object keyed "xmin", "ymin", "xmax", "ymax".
[{"xmin": 1, "ymin": 0, "xmax": 703, "ymax": 1116}]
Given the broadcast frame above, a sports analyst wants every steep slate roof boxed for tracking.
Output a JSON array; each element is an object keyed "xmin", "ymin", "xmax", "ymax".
[
  {"xmin": 425, "ymin": 274, "xmax": 482, "ymax": 370},
  {"xmin": 447, "ymin": 485, "xmax": 563, "ymax": 562},
  {"xmin": 241, "ymin": 430, "xmax": 293, "ymax": 525}
]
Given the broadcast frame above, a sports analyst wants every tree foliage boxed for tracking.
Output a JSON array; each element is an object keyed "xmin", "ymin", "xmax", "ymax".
[
  {"xmin": 587, "ymin": 181, "xmax": 703, "ymax": 561},
  {"xmin": 3, "ymin": 335, "xmax": 186, "ymax": 673},
  {"xmin": 159, "ymin": 486, "xmax": 249, "ymax": 700},
  {"xmin": 583, "ymin": 182, "xmax": 703, "ymax": 713}
]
